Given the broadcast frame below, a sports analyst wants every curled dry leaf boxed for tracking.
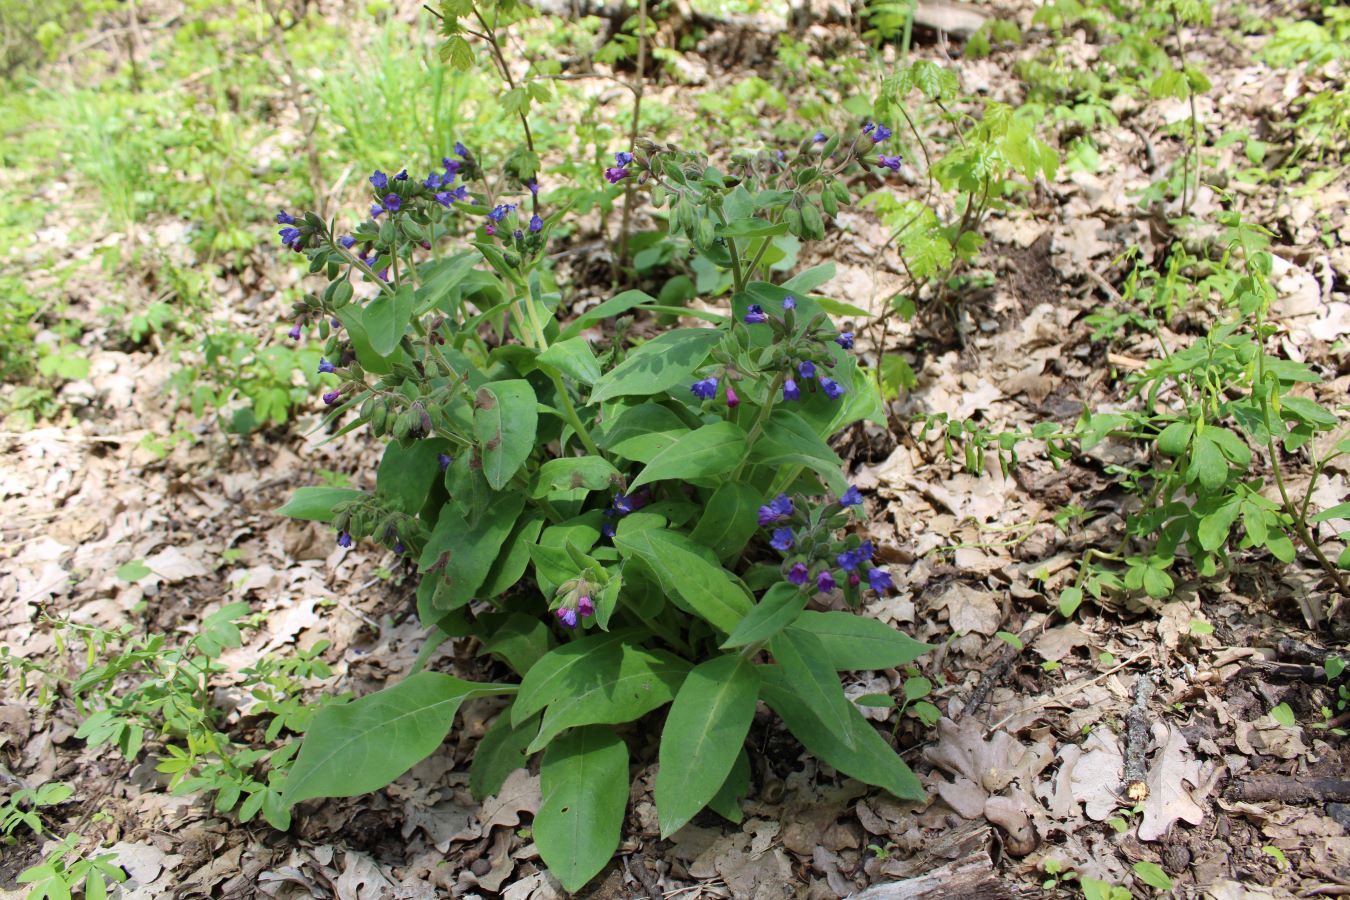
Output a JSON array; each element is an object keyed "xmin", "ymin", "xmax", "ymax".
[{"xmin": 1138, "ymin": 725, "xmax": 1211, "ymax": 842}]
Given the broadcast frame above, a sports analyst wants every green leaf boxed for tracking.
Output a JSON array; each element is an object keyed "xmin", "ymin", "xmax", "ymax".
[
  {"xmin": 1197, "ymin": 500, "xmax": 1241, "ymax": 552},
  {"xmin": 614, "ymin": 528, "xmax": 753, "ymax": 633},
  {"xmin": 116, "ymin": 560, "xmax": 152, "ymax": 582},
  {"xmin": 1311, "ymin": 502, "xmax": 1350, "ymax": 523},
  {"xmin": 795, "ymin": 611, "xmax": 933, "ymax": 670},
  {"xmin": 656, "ymin": 655, "xmax": 759, "ymax": 836},
  {"xmin": 759, "ymin": 665, "xmax": 925, "ymax": 800},
  {"xmin": 443, "ymin": 34, "xmax": 474, "ymax": 70},
  {"xmin": 630, "ymin": 421, "xmax": 747, "ymax": 490},
  {"xmin": 474, "ymin": 380, "xmax": 539, "ymax": 490},
  {"xmin": 480, "ymin": 513, "xmax": 546, "ymax": 598},
  {"xmin": 815, "ymin": 297, "xmax": 872, "ymax": 317},
  {"xmin": 418, "ymin": 493, "xmax": 525, "ymax": 610},
  {"xmin": 479, "ymin": 613, "xmax": 553, "ymax": 675},
  {"xmin": 376, "ymin": 439, "xmax": 449, "ymax": 514},
  {"xmin": 538, "ymin": 337, "xmax": 603, "ymax": 385},
  {"xmin": 689, "ymin": 482, "xmax": 763, "ymax": 563},
  {"xmin": 1280, "ymin": 395, "xmax": 1338, "ymax": 428},
  {"xmin": 334, "ymin": 304, "xmax": 394, "ymax": 373},
  {"xmin": 1269, "ymin": 702, "xmax": 1296, "ymax": 727},
  {"xmin": 363, "ymin": 284, "xmax": 418, "ymax": 356},
  {"xmin": 1189, "ymin": 434, "xmax": 1230, "ymax": 491},
  {"xmin": 527, "ymin": 645, "xmax": 689, "ymax": 753},
  {"xmin": 707, "ymin": 748, "xmax": 751, "ymax": 822},
  {"xmin": 275, "ymin": 487, "xmax": 363, "ymax": 523},
  {"xmin": 470, "ymin": 706, "xmax": 538, "ymax": 801},
  {"xmin": 535, "ymin": 726, "xmax": 629, "ymax": 893},
  {"xmin": 721, "ymin": 583, "xmax": 808, "ymax": 649},
  {"xmin": 718, "ymin": 217, "xmax": 789, "ymax": 238},
  {"xmin": 512, "ymin": 630, "xmax": 642, "ymax": 726},
  {"xmin": 590, "ymin": 328, "xmax": 722, "ymax": 404},
  {"xmin": 771, "ymin": 626, "xmax": 855, "ymax": 748},
  {"xmin": 1156, "ymin": 421, "xmax": 1193, "ymax": 457},
  {"xmin": 532, "ymin": 456, "xmax": 622, "ymax": 497},
  {"xmin": 1059, "ymin": 586, "xmax": 1084, "ymax": 617},
  {"xmin": 1128, "ymin": 863, "xmax": 1171, "ymax": 890},
  {"xmin": 283, "ymin": 672, "xmax": 513, "ymax": 805}
]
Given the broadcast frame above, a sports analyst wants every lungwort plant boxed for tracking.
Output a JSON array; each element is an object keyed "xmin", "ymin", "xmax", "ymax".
[{"xmin": 271, "ymin": 104, "xmax": 931, "ymax": 890}]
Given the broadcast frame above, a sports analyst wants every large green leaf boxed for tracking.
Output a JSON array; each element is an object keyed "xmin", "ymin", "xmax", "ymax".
[
  {"xmin": 750, "ymin": 411, "xmax": 849, "ymax": 494},
  {"xmin": 538, "ymin": 337, "xmax": 603, "ymax": 385},
  {"xmin": 473, "ymin": 380, "xmax": 539, "ymax": 490},
  {"xmin": 721, "ymin": 582, "xmax": 808, "ymax": 649},
  {"xmin": 796, "ymin": 611, "xmax": 933, "ymax": 670},
  {"xmin": 363, "ymin": 284, "xmax": 418, "ymax": 356},
  {"xmin": 689, "ymin": 482, "xmax": 763, "ymax": 563},
  {"xmin": 532, "ymin": 456, "xmax": 622, "ymax": 498},
  {"xmin": 629, "ymin": 421, "xmax": 747, "ymax": 490},
  {"xmin": 275, "ymin": 487, "xmax": 363, "ymax": 523},
  {"xmin": 512, "ymin": 629, "xmax": 642, "ymax": 726},
  {"xmin": 559, "ymin": 289, "xmax": 656, "ymax": 340},
  {"xmin": 535, "ymin": 726, "xmax": 629, "ymax": 892},
  {"xmin": 526, "ymin": 646, "xmax": 689, "ymax": 753},
  {"xmin": 759, "ymin": 665, "xmax": 925, "ymax": 800},
  {"xmin": 334, "ymin": 304, "xmax": 394, "ymax": 374},
  {"xmin": 284, "ymin": 672, "xmax": 513, "ymax": 805},
  {"xmin": 590, "ymin": 328, "xmax": 721, "ymax": 404},
  {"xmin": 769, "ymin": 626, "xmax": 854, "ymax": 748},
  {"xmin": 416, "ymin": 251, "xmax": 479, "ymax": 315},
  {"xmin": 614, "ymin": 528, "xmax": 752, "ymax": 633},
  {"xmin": 656, "ymin": 655, "xmax": 759, "ymax": 837},
  {"xmin": 417, "ymin": 493, "xmax": 525, "ymax": 610},
  {"xmin": 376, "ymin": 439, "xmax": 450, "ymax": 514}
]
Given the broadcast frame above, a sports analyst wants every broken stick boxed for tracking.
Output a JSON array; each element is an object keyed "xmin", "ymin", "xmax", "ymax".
[{"xmin": 1122, "ymin": 673, "xmax": 1154, "ymax": 802}]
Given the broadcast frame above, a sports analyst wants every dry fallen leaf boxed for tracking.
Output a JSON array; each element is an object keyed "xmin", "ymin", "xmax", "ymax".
[
  {"xmin": 1069, "ymin": 728, "xmax": 1124, "ymax": 822},
  {"xmin": 1138, "ymin": 725, "xmax": 1208, "ymax": 841}
]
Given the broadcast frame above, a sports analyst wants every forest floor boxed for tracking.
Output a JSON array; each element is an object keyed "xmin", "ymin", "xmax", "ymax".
[{"xmin": 2, "ymin": 0, "xmax": 1350, "ymax": 897}]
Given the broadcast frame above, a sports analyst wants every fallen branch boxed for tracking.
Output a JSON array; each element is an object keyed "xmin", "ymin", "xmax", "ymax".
[
  {"xmin": 1122, "ymin": 673, "xmax": 1154, "ymax": 802},
  {"xmin": 1228, "ymin": 776, "xmax": 1350, "ymax": 804}
]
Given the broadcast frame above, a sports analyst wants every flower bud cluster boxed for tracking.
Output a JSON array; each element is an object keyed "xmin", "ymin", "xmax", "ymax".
[{"xmin": 757, "ymin": 486, "xmax": 894, "ymax": 601}]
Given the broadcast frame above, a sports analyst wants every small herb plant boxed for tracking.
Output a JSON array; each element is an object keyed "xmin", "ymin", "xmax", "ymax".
[{"xmin": 269, "ymin": 5, "xmax": 933, "ymax": 889}]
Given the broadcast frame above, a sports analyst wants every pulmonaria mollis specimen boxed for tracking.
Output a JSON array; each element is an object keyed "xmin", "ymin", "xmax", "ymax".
[{"xmin": 272, "ymin": 123, "xmax": 929, "ymax": 896}]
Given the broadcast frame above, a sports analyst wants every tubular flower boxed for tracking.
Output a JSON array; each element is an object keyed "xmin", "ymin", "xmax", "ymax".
[
  {"xmin": 488, "ymin": 203, "xmax": 516, "ymax": 222},
  {"xmin": 438, "ymin": 454, "xmax": 453, "ymax": 471},
  {"xmin": 839, "ymin": 485, "xmax": 863, "ymax": 506},
  {"xmin": 770, "ymin": 527, "xmax": 794, "ymax": 551},
  {"xmin": 835, "ymin": 331, "xmax": 855, "ymax": 349},
  {"xmin": 782, "ymin": 295, "xmax": 796, "ymax": 310},
  {"xmin": 758, "ymin": 493, "xmax": 794, "ymax": 526},
  {"xmin": 604, "ymin": 166, "xmax": 630, "ymax": 184},
  {"xmin": 556, "ymin": 607, "xmax": 578, "ymax": 628},
  {"xmin": 317, "ymin": 358, "xmax": 337, "ymax": 374},
  {"xmin": 879, "ymin": 155, "xmax": 902, "ymax": 172},
  {"xmin": 788, "ymin": 562, "xmax": 810, "ymax": 586},
  {"xmin": 868, "ymin": 567, "xmax": 894, "ymax": 593},
  {"xmin": 529, "ymin": 214, "xmax": 543, "ymax": 233},
  {"xmin": 817, "ymin": 570, "xmax": 836, "ymax": 593},
  {"xmin": 338, "ymin": 236, "xmax": 357, "ymax": 249},
  {"xmin": 577, "ymin": 595, "xmax": 595, "ymax": 618},
  {"xmin": 798, "ymin": 360, "xmax": 816, "ymax": 380},
  {"xmin": 370, "ymin": 170, "xmax": 389, "ymax": 190},
  {"xmin": 744, "ymin": 304, "xmax": 768, "ymax": 324},
  {"xmin": 287, "ymin": 323, "xmax": 302, "ymax": 340},
  {"xmin": 337, "ymin": 532, "xmax": 353, "ymax": 548},
  {"xmin": 820, "ymin": 377, "xmax": 846, "ymax": 400},
  {"xmin": 691, "ymin": 376, "xmax": 719, "ymax": 401},
  {"xmin": 783, "ymin": 378, "xmax": 800, "ymax": 401},
  {"xmin": 725, "ymin": 386, "xmax": 740, "ymax": 408},
  {"xmin": 276, "ymin": 210, "xmax": 296, "ymax": 224},
  {"xmin": 871, "ymin": 124, "xmax": 893, "ymax": 143}
]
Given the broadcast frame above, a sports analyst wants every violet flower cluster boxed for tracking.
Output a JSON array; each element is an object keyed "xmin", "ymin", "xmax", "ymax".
[{"xmin": 758, "ymin": 487, "xmax": 894, "ymax": 597}]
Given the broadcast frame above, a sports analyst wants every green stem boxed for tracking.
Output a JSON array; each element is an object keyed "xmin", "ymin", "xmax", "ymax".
[
  {"xmin": 550, "ymin": 373, "xmax": 601, "ymax": 456},
  {"xmin": 731, "ymin": 371, "xmax": 786, "ymax": 480}
]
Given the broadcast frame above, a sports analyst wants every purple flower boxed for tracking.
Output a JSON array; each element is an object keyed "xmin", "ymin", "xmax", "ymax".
[
  {"xmin": 529, "ymin": 214, "xmax": 543, "ymax": 233},
  {"xmin": 867, "ymin": 568, "xmax": 894, "ymax": 593},
  {"xmin": 849, "ymin": 572, "xmax": 860, "ymax": 587},
  {"xmin": 526, "ymin": 177, "xmax": 539, "ymax": 196},
  {"xmin": 820, "ymin": 377, "xmax": 846, "ymax": 400},
  {"xmin": 783, "ymin": 378, "xmax": 800, "ymax": 401},
  {"xmin": 485, "ymin": 223, "xmax": 496, "ymax": 236},
  {"xmin": 377, "ymin": 268, "xmax": 390, "ymax": 282},
  {"xmin": 318, "ymin": 358, "xmax": 337, "ymax": 374},
  {"xmin": 836, "ymin": 549, "xmax": 862, "ymax": 572},
  {"xmin": 394, "ymin": 541, "xmax": 405, "ymax": 554},
  {"xmin": 488, "ymin": 203, "xmax": 515, "ymax": 222},
  {"xmin": 331, "ymin": 317, "xmax": 342, "ymax": 329},
  {"xmin": 513, "ymin": 228, "xmax": 524, "ymax": 240},
  {"xmin": 725, "ymin": 386, "xmax": 740, "ymax": 408},
  {"xmin": 615, "ymin": 151, "xmax": 634, "ymax": 166},
  {"xmin": 879, "ymin": 155, "xmax": 902, "ymax": 172},
  {"xmin": 454, "ymin": 142, "xmax": 469, "ymax": 158},
  {"xmin": 859, "ymin": 540, "xmax": 874, "ymax": 561},
  {"xmin": 371, "ymin": 203, "xmax": 385, "ymax": 219},
  {"xmin": 835, "ymin": 331, "xmax": 855, "ymax": 349},
  {"xmin": 691, "ymin": 376, "xmax": 719, "ymax": 400},
  {"xmin": 613, "ymin": 493, "xmax": 646, "ymax": 516},
  {"xmin": 322, "ymin": 390, "xmax": 341, "ymax": 405},
  {"xmin": 287, "ymin": 323, "xmax": 302, "ymax": 340},
  {"xmin": 370, "ymin": 170, "xmax": 389, "ymax": 190},
  {"xmin": 436, "ymin": 185, "xmax": 469, "ymax": 206},
  {"xmin": 863, "ymin": 122, "xmax": 875, "ymax": 135},
  {"xmin": 276, "ymin": 210, "xmax": 296, "ymax": 224},
  {"xmin": 394, "ymin": 169, "xmax": 408, "ymax": 181},
  {"xmin": 744, "ymin": 304, "xmax": 768, "ymax": 324},
  {"xmin": 338, "ymin": 235, "xmax": 357, "ymax": 249},
  {"xmin": 601, "ymin": 522, "xmax": 617, "ymax": 538},
  {"xmin": 872, "ymin": 124, "xmax": 892, "ymax": 143},
  {"xmin": 798, "ymin": 360, "xmax": 816, "ymax": 380},
  {"xmin": 788, "ymin": 562, "xmax": 810, "ymax": 586},
  {"xmin": 812, "ymin": 131, "xmax": 827, "ymax": 143},
  {"xmin": 383, "ymin": 194, "xmax": 402, "ymax": 213},
  {"xmin": 770, "ymin": 527, "xmax": 794, "ymax": 551},
  {"xmin": 604, "ymin": 166, "xmax": 629, "ymax": 184},
  {"xmin": 278, "ymin": 226, "xmax": 302, "ymax": 248},
  {"xmin": 839, "ymin": 485, "xmax": 863, "ymax": 506},
  {"xmin": 776, "ymin": 149, "xmax": 787, "ymax": 161},
  {"xmin": 578, "ymin": 595, "xmax": 595, "ymax": 618},
  {"xmin": 817, "ymin": 570, "xmax": 836, "ymax": 594},
  {"xmin": 783, "ymin": 295, "xmax": 796, "ymax": 310},
  {"xmin": 424, "ymin": 172, "xmax": 443, "ymax": 189},
  {"xmin": 556, "ymin": 607, "xmax": 578, "ymax": 628},
  {"xmin": 442, "ymin": 157, "xmax": 462, "ymax": 175},
  {"xmin": 438, "ymin": 454, "xmax": 452, "ymax": 471},
  {"xmin": 337, "ymin": 532, "xmax": 353, "ymax": 548},
  {"xmin": 758, "ymin": 493, "xmax": 794, "ymax": 526}
]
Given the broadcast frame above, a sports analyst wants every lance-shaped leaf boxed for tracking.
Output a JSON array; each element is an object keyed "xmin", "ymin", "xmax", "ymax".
[
  {"xmin": 796, "ymin": 611, "xmax": 934, "ymax": 671},
  {"xmin": 721, "ymin": 582, "xmax": 808, "ymax": 649},
  {"xmin": 532, "ymin": 456, "xmax": 622, "ymax": 498},
  {"xmin": 769, "ymin": 626, "xmax": 855, "ymax": 749},
  {"xmin": 276, "ymin": 487, "xmax": 363, "ymax": 523},
  {"xmin": 535, "ymin": 726, "xmax": 629, "ymax": 892},
  {"xmin": 590, "ymin": 328, "xmax": 721, "ymax": 404},
  {"xmin": 656, "ymin": 655, "xmax": 759, "ymax": 836},
  {"xmin": 284, "ymin": 672, "xmax": 514, "ymax": 805},
  {"xmin": 614, "ymin": 527, "xmax": 752, "ymax": 633},
  {"xmin": 629, "ymin": 421, "xmax": 747, "ymax": 490},
  {"xmin": 474, "ymin": 380, "xmax": 538, "ymax": 490},
  {"xmin": 512, "ymin": 629, "xmax": 643, "ymax": 726}
]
